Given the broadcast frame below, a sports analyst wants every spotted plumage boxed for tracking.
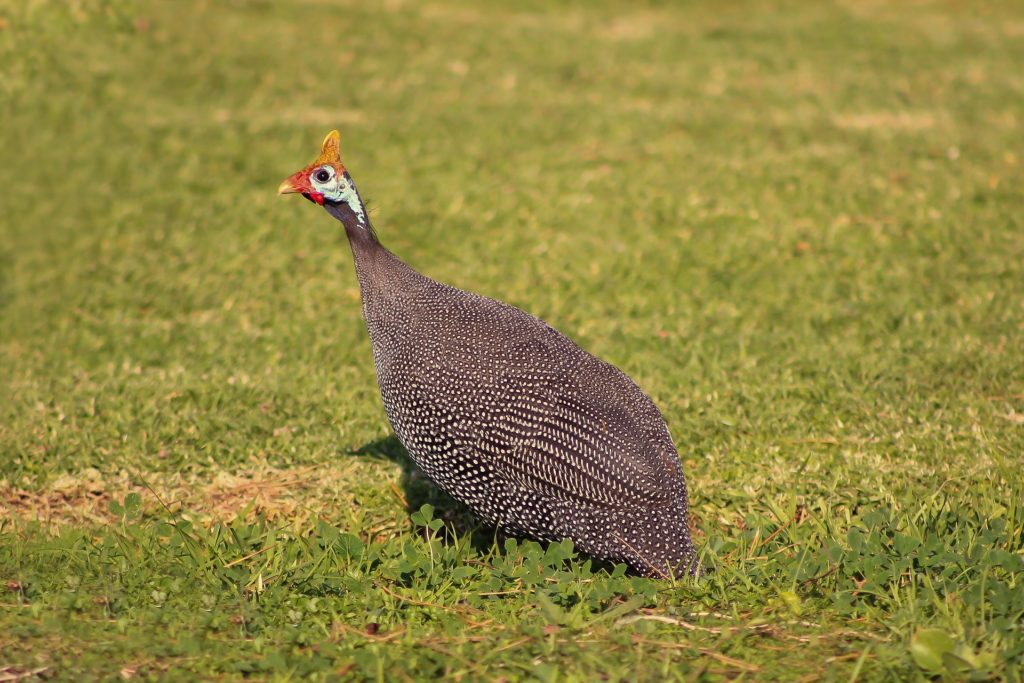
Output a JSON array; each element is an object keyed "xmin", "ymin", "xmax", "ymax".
[{"xmin": 279, "ymin": 131, "xmax": 698, "ymax": 577}]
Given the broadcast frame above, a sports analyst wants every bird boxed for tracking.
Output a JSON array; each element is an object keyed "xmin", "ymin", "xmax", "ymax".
[{"xmin": 278, "ymin": 131, "xmax": 699, "ymax": 577}]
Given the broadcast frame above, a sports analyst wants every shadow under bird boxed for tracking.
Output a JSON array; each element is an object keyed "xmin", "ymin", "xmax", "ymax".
[{"xmin": 278, "ymin": 131, "xmax": 699, "ymax": 578}]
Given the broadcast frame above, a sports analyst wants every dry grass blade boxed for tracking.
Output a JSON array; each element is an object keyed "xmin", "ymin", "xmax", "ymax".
[
  {"xmin": 0, "ymin": 463, "xmax": 364, "ymax": 530},
  {"xmin": 0, "ymin": 667, "xmax": 50, "ymax": 682},
  {"xmin": 617, "ymin": 613, "xmax": 773, "ymax": 637}
]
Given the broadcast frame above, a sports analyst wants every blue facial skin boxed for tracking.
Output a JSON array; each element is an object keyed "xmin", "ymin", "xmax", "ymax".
[{"xmin": 309, "ymin": 165, "xmax": 367, "ymax": 227}]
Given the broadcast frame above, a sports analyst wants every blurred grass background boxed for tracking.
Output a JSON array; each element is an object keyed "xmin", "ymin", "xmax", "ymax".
[{"xmin": 1, "ymin": 0, "xmax": 1022, "ymax": 680}]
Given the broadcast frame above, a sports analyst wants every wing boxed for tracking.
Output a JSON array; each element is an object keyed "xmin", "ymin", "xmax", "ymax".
[{"xmin": 476, "ymin": 342, "xmax": 683, "ymax": 510}]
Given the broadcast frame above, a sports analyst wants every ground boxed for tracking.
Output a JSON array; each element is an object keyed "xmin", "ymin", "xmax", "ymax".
[{"xmin": 1, "ymin": 0, "xmax": 1023, "ymax": 680}]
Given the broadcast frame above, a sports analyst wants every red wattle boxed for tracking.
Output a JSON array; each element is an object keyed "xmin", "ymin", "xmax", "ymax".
[{"xmin": 312, "ymin": 192, "xmax": 325, "ymax": 205}]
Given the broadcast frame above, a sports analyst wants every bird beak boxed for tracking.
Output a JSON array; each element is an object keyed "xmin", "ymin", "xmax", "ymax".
[
  {"xmin": 277, "ymin": 169, "xmax": 325, "ymax": 205},
  {"xmin": 277, "ymin": 177, "xmax": 300, "ymax": 195}
]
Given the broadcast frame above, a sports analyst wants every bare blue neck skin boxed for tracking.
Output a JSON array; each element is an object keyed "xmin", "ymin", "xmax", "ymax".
[
  {"xmin": 325, "ymin": 173, "xmax": 378, "ymax": 245},
  {"xmin": 323, "ymin": 173, "xmax": 401, "ymax": 297}
]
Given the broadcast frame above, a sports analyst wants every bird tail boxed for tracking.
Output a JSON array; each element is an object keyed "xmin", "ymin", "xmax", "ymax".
[
  {"xmin": 609, "ymin": 504, "xmax": 700, "ymax": 579},
  {"xmin": 562, "ymin": 498, "xmax": 700, "ymax": 579}
]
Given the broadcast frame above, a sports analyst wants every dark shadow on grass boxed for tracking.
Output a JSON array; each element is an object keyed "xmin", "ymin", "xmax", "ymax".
[
  {"xmin": 350, "ymin": 435, "xmax": 629, "ymax": 576},
  {"xmin": 350, "ymin": 435, "xmax": 502, "ymax": 555}
]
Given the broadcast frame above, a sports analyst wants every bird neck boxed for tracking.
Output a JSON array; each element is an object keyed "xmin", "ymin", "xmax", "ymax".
[
  {"xmin": 324, "ymin": 174, "xmax": 380, "ymax": 259},
  {"xmin": 322, "ymin": 175, "xmax": 414, "ymax": 311}
]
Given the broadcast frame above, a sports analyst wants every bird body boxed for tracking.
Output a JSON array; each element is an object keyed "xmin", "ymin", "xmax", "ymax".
[{"xmin": 279, "ymin": 131, "xmax": 698, "ymax": 577}]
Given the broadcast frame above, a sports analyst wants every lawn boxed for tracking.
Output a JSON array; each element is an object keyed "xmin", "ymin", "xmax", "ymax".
[{"xmin": 2, "ymin": 0, "xmax": 1023, "ymax": 680}]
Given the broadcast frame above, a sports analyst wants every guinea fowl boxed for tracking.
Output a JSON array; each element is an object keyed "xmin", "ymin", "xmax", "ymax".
[{"xmin": 278, "ymin": 131, "xmax": 699, "ymax": 577}]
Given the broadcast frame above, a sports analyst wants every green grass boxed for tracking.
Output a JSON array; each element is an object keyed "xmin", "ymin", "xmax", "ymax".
[{"xmin": 2, "ymin": 0, "xmax": 1023, "ymax": 679}]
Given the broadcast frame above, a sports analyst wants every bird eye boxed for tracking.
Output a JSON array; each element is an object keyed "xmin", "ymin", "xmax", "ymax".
[{"xmin": 313, "ymin": 167, "xmax": 332, "ymax": 183}]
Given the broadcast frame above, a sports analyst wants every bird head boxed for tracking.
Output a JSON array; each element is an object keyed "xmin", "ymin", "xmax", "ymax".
[{"xmin": 277, "ymin": 130, "xmax": 352, "ymax": 207}]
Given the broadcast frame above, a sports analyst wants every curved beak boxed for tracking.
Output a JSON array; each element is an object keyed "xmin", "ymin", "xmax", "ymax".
[{"xmin": 277, "ymin": 177, "xmax": 300, "ymax": 195}]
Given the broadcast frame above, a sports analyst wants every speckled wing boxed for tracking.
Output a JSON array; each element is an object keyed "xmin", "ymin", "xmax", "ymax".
[{"xmin": 479, "ymin": 342, "xmax": 681, "ymax": 510}]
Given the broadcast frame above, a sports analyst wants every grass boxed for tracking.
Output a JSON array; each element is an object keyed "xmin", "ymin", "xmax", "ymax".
[{"xmin": 1, "ymin": 0, "xmax": 1023, "ymax": 679}]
